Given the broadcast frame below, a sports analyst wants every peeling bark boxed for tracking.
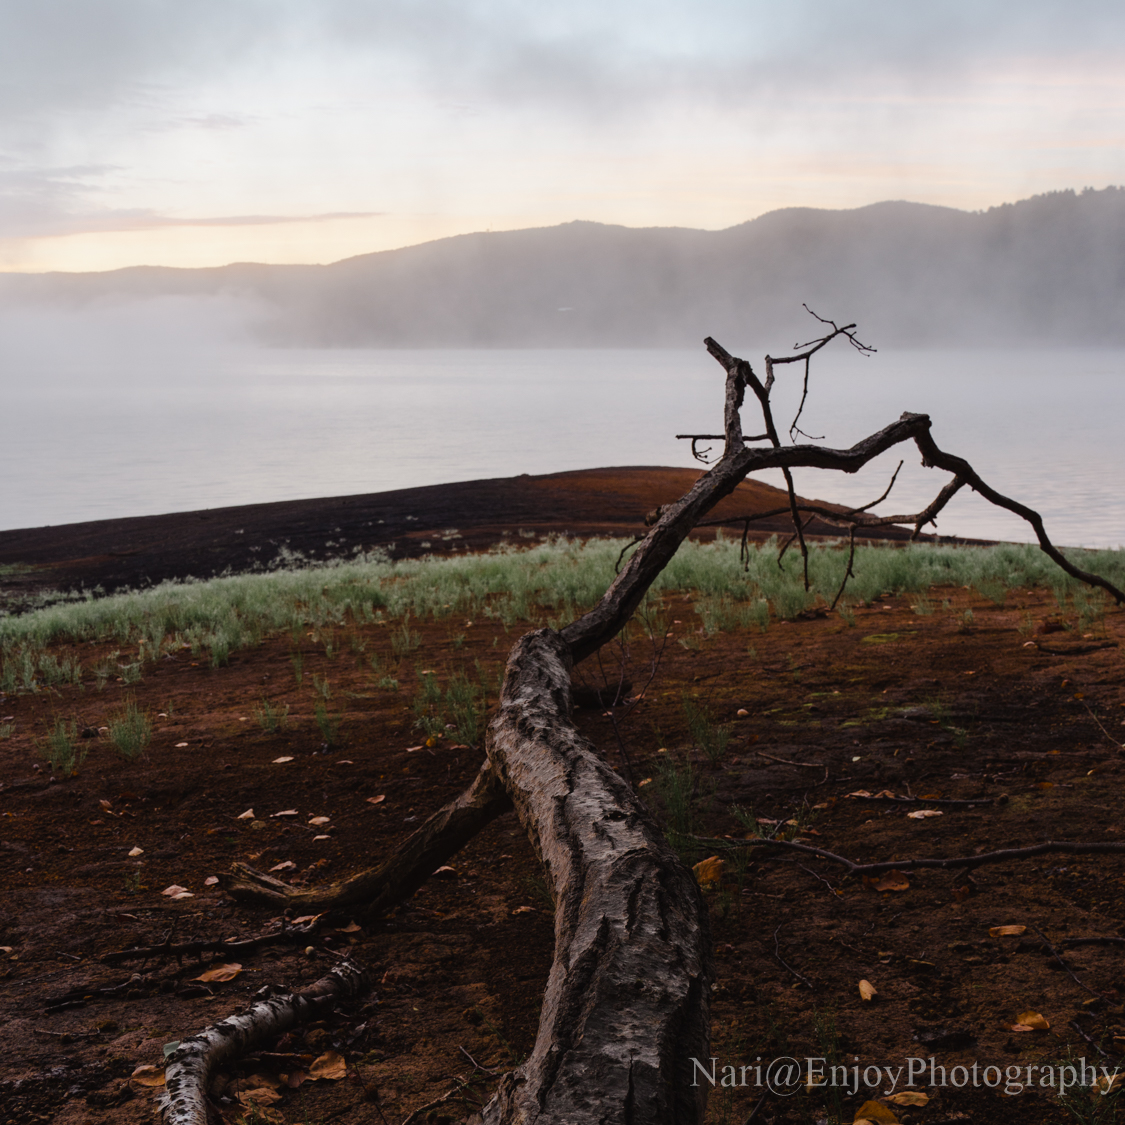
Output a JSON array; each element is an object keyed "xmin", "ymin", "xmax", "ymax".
[
  {"xmin": 156, "ymin": 960, "xmax": 368, "ymax": 1125},
  {"xmin": 480, "ymin": 629, "xmax": 712, "ymax": 1124}
]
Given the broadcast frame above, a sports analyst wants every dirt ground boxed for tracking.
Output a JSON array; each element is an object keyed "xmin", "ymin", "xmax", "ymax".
[{"xmin": 1, "ymin": 517, "xmax": 1124, "ymax": 1124}]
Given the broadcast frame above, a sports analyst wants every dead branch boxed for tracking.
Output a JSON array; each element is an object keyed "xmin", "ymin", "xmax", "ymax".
[
  {"xmin": 156, "ymin": 960, "xmax": 368, "ymax": 1125},
  {"xmin": 699, "ymin": 837, "xmax": 1125, "ymax": 877},
  {"xmin": 102, "ymin": 917, "xmax": 323, "ymax": 964}
]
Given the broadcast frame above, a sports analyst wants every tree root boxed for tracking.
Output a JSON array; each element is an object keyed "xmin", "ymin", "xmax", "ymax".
[
  {"xmin": 219, "ymin": 759, "xmax": 512, "ymax": 915},
  {"xmin": 156, "ymin": 959, "xmax": 368, "ymax": 1125}
]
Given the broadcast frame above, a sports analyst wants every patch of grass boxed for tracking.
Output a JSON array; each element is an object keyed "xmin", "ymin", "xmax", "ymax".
[
  {"xmin": 108, "ymin": 698, "xmax": 152, "ymax": 760},
  {"xmin": 391, "ymin": 614, "xmax": 421, "ymax": 657},
  {"xmin": 656, "ymin": 750, "xmax": 698, "ymax": 857},
  {"xmin": 253, "ymin": 699, "xmax": 289, "ymax": 733},
  {"xmin": 38, "ymin": 717, "xmax": 86, "ymax": 776},
  {"xmin": 290, "ymin": 650, "xmax": 304, "ymax": 686},
  {"xmin": 682, "ymin": 695, "xmax": 731, "ymax": 766},
  {"xmin": 314, "ymin": 701, "xmax": 343, "ymax": 747},
  {"xmin": 118, "ymin": 661, "xmax": 143, "ymax": 685},
  {"xmin": 312, "ymin": 673, "xmax": 331, "ymax": 701},
  {"xmin": 0, "ymin": 722, "xmax": 12, "ymax": 739}
]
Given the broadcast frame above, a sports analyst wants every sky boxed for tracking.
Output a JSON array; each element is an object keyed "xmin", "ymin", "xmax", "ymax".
[{"xmin": 2, "ymin": 0, "xmax": 1125, "ymax": 273}]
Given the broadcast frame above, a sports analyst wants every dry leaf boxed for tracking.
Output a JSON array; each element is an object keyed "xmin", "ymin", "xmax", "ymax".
[
  {"xmin": 191, "ymin": 962, "xmax": 242, "ymax": 983},
  {"xmin": 337, "ymin": 921, "xmax": 362, "ymax": 933},
  {"xmin": 871, "ymin": 871, "xmax": 910, "ymax": 893},
  {"xmin": 989, "ymin": 925, "xmax": 1026, "ymax": 937},
  {"xmin": 128, "ymin": 846, "xmax": 144, "ymax": 857},
  {"xmin": 282, "ymin": 1069, "xmax": 308, "ymax": 1088},
  {"xmin": 335, "ymin": 759, "xmax": 354, "ymax": 764},
  {"xmin": 1012, "ymin": 1010, "xmax": 1049, "ymax": 1031},
  {"xmin": 269, "ymin": 860, "xmax": 296, "ymax": 872},
  {"xmin": 405, "ymin": 745, "xmax": 424, "ymax": 753},
  {"xmin": 637, "ymin": 777, "xmax": 654, "ymax": 787},
  {"xmin": 131, "ymin": 1064, "xmax": 166, "ymax": 1087},
  {"xmin": 272, "ymin": 756, "xmax": 294, "ymax": 764},
  {"xmin": 366, "ymin": 794, "xmax": 386, "ymax": 805},
  {"xmin": 693, "ymin": 856, "xmax": 725, "ymax": 886},
  {"xmin": 858, "ymin": 979, "xmax": 878, "ymax": 1001},
  {"xmin": 512, "ymin": 906, "xmax": 535, "ymax": 914},
  {"xmin": 204, "ymin": 876, "xmax": 219, "ymax": 886},
  {"xmin": 175, "ymin": 741, "xmax": 189, "ymax": 748},
  {"xmin": 886, "ymin": 1091, "xmax": 930, "ymax": 1107},
  {"xmin": 872, "ymin": 789, "xmax": 898, "ymax": 799},
  {"xmin": 906, "ymin": 809, "xmax": 943, "ymax": 819},
  {"xmin": 1037, "ymin": 781, "xmax": 1054, "ymax": 791},
  {"xmin": 313, "ymin": 834, "xmax": 330, "ymax": 841},
  {"xmin": 308, "ymin": 1050, "xmax": 347, "ymax": 1081},
  {"xmin": 308, "ymin": 816, "xmax": 330, "ymax": 825},
  {"xmin": 1098, "ymin": 1073, "xmax": 1124, "ymax": 1094},
  {"xmin": 161, "ymin": 884, "xmax": 194, "ymax": 899},
  {"xmin": 845, "ymin": 790, "xmax": 873, "ymax": 799},
  {"xmin": 736, "ymin": 708, "xmax": 749, "ymax": 717},
  {"xmin": 291, "ymin": 914, "xmax": 323, "ymax": 925},
  {"xmin": 432, "ymin": 865, "xmax": 457, "ymax": 879},
  {"xmin": 853, "ymin": 1100, "xmax": 899, "ymax": 1124},
  {"xmin": 237, "ymin": 809, "xmax": 255, "ymax": 819},
  {"xmin": 271, "ymin": 809, "xmax": 299, "ymax": 818}
]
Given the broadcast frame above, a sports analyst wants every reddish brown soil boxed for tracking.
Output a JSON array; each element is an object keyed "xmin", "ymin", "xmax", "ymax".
[{"xmin": 0, "ymin": 481, "xmax": 1122, "ymax": 1125}]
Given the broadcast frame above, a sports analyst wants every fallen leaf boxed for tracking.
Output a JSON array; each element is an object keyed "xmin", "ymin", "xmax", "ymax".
[
  {"xmin": 853, "ymin": 1100, "xmax": 899, "ymax": 1123},
  {"xmin": 99, "ymin": 799, "xmax": 112, "ymax": 810},
  {"xmin": 366, "ymin": 794, "xmax": 386, "ymax": 805},
  {"xmin": 204, "ymin": 875, "xmax": 219, "ymax": 886},
  {"xmin": 1012, "ymin": 1010, "xmax": 1049, "ymax": 1031},
  {"xmin": 693, "ymin": 856, "xmax": 725, "ymax": 886},
  {"xmin": 271, "ymin": 809, "xmax": 299, "ymax": 818},
  {"xmin": 282, "ymin": 1069, "xmax": 308, "ymax": 1088},
  {"xmin": 337, "ymin": 921, "xmax": 362, "ymax": 933},
  {"xmin": 130, "ymin": 1064, "xmax": 165, "ymax": 1087},
  {"xmin": 237, "ymin": 809, "xmax": 255, "ymax": 820},
  {"xmin": 432, "ymin": 865, "xmax": 457, "ymax": 879},
  {"xmin": 1098, "ymin": 1074, "xmax": 1124, "ymax": 1095},
  {"xmin": 313, "ymin": 834, "xmax": 330, "ymax": 840},
  {"xmin": 512, "ymin": 906, "xmax": 535, "ymax": 914},
  {"xmin": 272, "ymin": 756, "xmax": 294, "ymax": 764},
  {"xmin": 308, "ymin": 816, "xmax": 330, "ymax": 825},
  {"xmin": 269, "ymin": 860, "xmax": 296, "ymax": 872},
  {"xmin": 637, "ymin": 777, "xmax": 654, "ymax": 787},
  {"xmin": 870, "ymin": 871, "xmax": 910, "ymax": 893},
  {"xmin": 128, "ymin": 846, "xmax": 144, "ymax": 857},
  {"xmin": 872, "ymin": 789, "xmax": 898, "ymax": 799},
  {"xmin": 858, "ymin": 979, "xmax": 878, "ymax": 1001},
  {"xmin": 335, "ymin": 759, "xmax": 354, "ymax": 765},
  {"xmin": 175, "ymin": 741, "xmax": 189, "ymax": 748},
  {"xmin": 1037, "ymin": 781, "xmax": 1054, "ymax": 791},
  {"xmin": 845, "ymin": 790, "xmax": 873, "ymax": 799},
  {"xmin": 906, "ymin": 809, "xmax": 943, "ymax": 819},
  {"xmin": 291, "ymin": 914, "xmax": 323, "ymax": 925},
  {"xmin": 405, "ymin": 745, "xmax": 424, "ymax": 753},
  {"xmin": 308, "ymin": 1050, "xmax": 347, "ymax": 1081},
  {"xmin": 191, "ymin": 962, "xmax": 242, "ymax": 983},
  {"xmin": 886, "ymin": 1091, "xmax": 930, "ymax": 1107},
  {"xmin": 736, "ymin": 708, "xmax": 749, "ymax": 717},
  {"xmin": 161, "ymin": 884, "xmax": 193, "ymax": 899},
  {"xmin": 989, "ymin": 925, "xmax": 1027, "ymax": 937}
]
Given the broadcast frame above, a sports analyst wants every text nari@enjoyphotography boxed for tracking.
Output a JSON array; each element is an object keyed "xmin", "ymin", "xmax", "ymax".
[{"xmin": 689, "ymin": 1055, "xmax": 1123, "ymax": 1097}]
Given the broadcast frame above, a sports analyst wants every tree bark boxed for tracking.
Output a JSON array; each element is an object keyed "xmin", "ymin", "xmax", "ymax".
[
  {"xmin": 157, "ymin": 961, "xmax": 368, "ymax": 1125},
  {"xmin": 480, "ymin": 629, "xmax": 712, "ymax": 1124}
]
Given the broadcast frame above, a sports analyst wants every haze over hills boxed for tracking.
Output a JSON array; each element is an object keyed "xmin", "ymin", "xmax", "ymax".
[{"xmin": 2, "ymin": 187, "xmax": 1124, "ymax": 348}]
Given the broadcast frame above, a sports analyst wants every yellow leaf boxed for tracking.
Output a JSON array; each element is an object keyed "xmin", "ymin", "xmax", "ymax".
[
  {"xmin": 1013, "ymin": 1010, "xmax": 1049, "ymax": 1030},
  {"xmin": 858, "ymin": 979, "xmax": 878, "ymax": 1001},
  {"xmin": 693, "ymin": 856, "xmax": 725, "ymax": 886},
  {"xmin": 191, "ymin": 962, "xmax": 242, "ymax": 983},
  {"xmin": 853, "ymin": 1100, "xmax": 898, "ymax": 1123},
  {"xmin": 906, "ymin": 809, "xmax": 943, "ymax": 819},
  {"xmin": 886, "ymin": 1091, "xmax": 930, "ymax": 1106},
  {"xmin": 989, "ymin": 925, "xmax": 1026, "ymax": 937},
  {"xmin": 131, "ymin": 1064, "xmax": 165, "ymax": 1087},
  {"xmin": 309, "ymin": 1050, "xmax": 347, "ymax": 1081},
  {"xmin": 871, "ymin": 871, "xmax": 910, "ymax": 893}
]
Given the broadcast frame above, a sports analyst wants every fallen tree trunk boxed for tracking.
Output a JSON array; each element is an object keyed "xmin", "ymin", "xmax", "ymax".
[{"xmin": 157, "ymin": 960, "xmax": 368, "ymax": 1125}]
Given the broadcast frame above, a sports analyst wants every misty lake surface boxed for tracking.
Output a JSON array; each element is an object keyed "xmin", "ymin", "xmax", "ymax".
[{"xmin": 3, "ymin": 346, "xmax": 1123, "ymax": 548}]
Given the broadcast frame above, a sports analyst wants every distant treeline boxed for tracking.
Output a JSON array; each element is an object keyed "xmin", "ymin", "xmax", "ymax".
[{"xmin": 3, "ymin": 187, "xmax": 1124, "ymax": 347}]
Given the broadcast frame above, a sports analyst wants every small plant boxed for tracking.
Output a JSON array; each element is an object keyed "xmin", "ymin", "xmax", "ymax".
[
  {"xmin": 290, "ymin": 650, "xmax": 304, "ymax": 686},
  {"xmin": 312, "ymin": 673, "xmax": 331, "ymax": 701},
  {"xmin": 836, "ymin": 600, "xmax": 856, "ymax": 627},
  {"xmin": 123, "ymin": 870, "xmax": 143, "ymax": 895},
  {"xmin": 377, "ymin": 675, "xmax": 400, "ymax": 691},
  {"xmin": 119, "ymin": 661, "xmax": 143, "ymax": 685},
  {"xmin": 315, "ymin": 700, "xmax": 343, "ymax": 746},
  {"xmin": 39, "ymin": 718, "xmax": 86, "ymax": 776},
  {"xmin": 322, "ymin": 629, "xmax": 338, "ymax": 659},
  {"xmin": 656, "ymin": 750, "xmax": 697, "ymax": 856},
  {"xmin": 682, "ymin": 696, "xmax": 731, "ymax": 766},
  {"xmin": 446, "ymin": 670, "xmax": 484, "ymax": 745},
  {"xmin": 390, "ymin": 614, "xmax": 421, "ymax": 657},
  {"xmin": 1018, "ymin": 611, "xmax": 1035, "ymax": 637},
  {"xmin": 910, "ymin": 594, "xmax": 934, "ymax": 616},
  {"xmin": 960, "ymin": 608, "xmax": 975, "ymax": 630},
  {"xmin": 109, "ymin": 698, "xmax": 152, "ymax": 760},
  {"xmin": 0, "ymin": 722, "xmax": 12, "ymax": 739},
  {"xmin": 253, "ymin": 699, "xmax": 289, "ymax": 733},
  {"xmin": 413, "ymin": 671, "xmax": 446, "ymax": 739}
]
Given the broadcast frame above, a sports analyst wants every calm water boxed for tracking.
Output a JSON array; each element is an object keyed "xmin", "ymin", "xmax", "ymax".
[{"xmin": 3, "ymin": 344, "xmax": 1123, "ymax": 548}]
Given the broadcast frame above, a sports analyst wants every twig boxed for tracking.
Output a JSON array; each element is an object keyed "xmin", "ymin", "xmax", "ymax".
[
  {"xmin": 1069, "ymin": 1019, "xmax": 1122, "ymax": 1063},
  {"xmin": 1030, "ymin": 925, "xmax": 1109, "ymax": 1002},
  {"xmin": 756, "ymin": 751, "xmax": 826, "ymax": 768},
  {"xmin": 772, "ymin": 923, "xmax": 813, "ymax": 988},
  {"xmin": 1078, "ymin": 698, "xmax": 1125, "ymax": 751},
  {"xmin": 102, "ymin": 917, "xmax": 322, "ymax": 963},
  {"xmin": 695, "ymin": 838, "xmax": 1125, "ymax": 877},
  {"xmin": 845, "ymin": 793, "xmax": 998, "ymax": 808},
  {"xmin": 797, "ymin": 863, "xmax": 841, "ymax": 898},
  {"xmin": 458, "ymin": 1044, "xmax": 498, "ymax": 1075}
]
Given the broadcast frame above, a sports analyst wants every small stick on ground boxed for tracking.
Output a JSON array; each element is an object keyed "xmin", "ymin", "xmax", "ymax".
[{"xmin": 772, "ymin": 923, "xmax": 813, "ymax": 988}]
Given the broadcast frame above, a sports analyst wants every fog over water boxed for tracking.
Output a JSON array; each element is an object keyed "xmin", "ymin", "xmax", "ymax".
[{"xmin": 2, "ymin": 300, "xmax": 1121, "ymax": 549}]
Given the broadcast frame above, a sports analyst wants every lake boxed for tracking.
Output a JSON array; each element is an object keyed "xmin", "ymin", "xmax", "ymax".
[{"xmin": 3, "ymin": 343, "xmax": 1123, "ymax": 548}]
